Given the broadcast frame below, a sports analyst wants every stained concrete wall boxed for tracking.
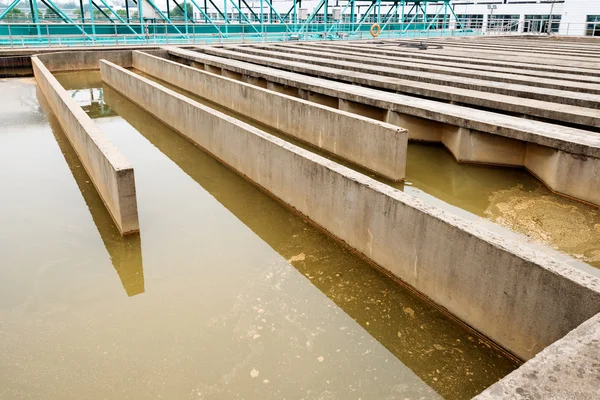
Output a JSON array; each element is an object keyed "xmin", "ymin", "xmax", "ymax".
[
  {"xmin": 474, "ymin": 311, "xmax": 600, "ymax": 400},
  {"xmin": 100, "ymin": 59, "xmax": 600, "ymax": 361},
  {"xmin": 32, "ymin": 56, "xmax": 139, "ymax": 235},
  {"xmin": 36, "ymin": 50, "xmax": 132, "ymax": 72},
  {"xmin": 132, "ymin": 51, "xmax": 407, "ymax": 181},
  {"xmin": 170, "ymin": 48, "xmax": 600, "ymax": 207}
]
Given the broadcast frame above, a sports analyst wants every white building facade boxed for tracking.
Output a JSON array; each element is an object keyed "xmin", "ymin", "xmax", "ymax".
[{"xmin": 192, "ymin": 0, "xmax": 600, "ymax": 36}]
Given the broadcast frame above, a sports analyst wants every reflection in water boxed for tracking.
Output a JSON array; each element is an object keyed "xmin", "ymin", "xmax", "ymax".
[
  {"xmin": 102, "ymin": 84, "xmax": 520, "ymax": 400},
  {"xmin": 36, "ymin": 85, "xmax": 144, "ymax": 297},
  {"xmin": 55, "ymin": 70, "xmax": 116, "ymax": 119}
]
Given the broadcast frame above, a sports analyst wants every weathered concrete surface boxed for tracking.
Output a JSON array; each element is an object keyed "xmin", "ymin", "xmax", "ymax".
[
  {"xmin": 312, "ymin": 42, "xmax": 600, "ymax": 77},
  {"xmin": 296, "ymin": 42, "xmax": 600, "ymax": 85},
  {"xmin": 474, "ymin": 312, "xmax": 600, "ymax": 400},
  {"xmin": 169, "ymin": 48, "xmax": 600, "ymax": 207},
  {"xmin": 101, "ymin": 59, "xmax": 600, "ymax": 361},
  {"xmin": 358, "ymin": 40, "xmax": 600, "ymax": 70},
  {"xmin": 199, "ymin": 46, "xmax": 600, "ymax": 126},
  {"xmin": 253, "ymin": 44, "xmax": 600, "ymax": 93},
  {"xmin": 171, "ymin": 48, "xmax": 600, "ymax": 158},
  {"xmin": 32, "ymin": 56, "xmax": 139, "ymax": 235},
  {"xmin": 132, "ymin": 51, "xmax": 407, "ymax": 181},
  {"xmin": 36, "ymin": 50, "xmax": 132, "ymax": 72},
  {"xmin": 230, "ymin": 45, "xmax": 600, "ymax": 105}
]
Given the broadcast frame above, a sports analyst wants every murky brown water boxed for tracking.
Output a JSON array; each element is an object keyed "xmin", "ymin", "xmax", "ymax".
[{"xmin": 0, "ymin": 74, "xmax": 521, "ymax": 399}]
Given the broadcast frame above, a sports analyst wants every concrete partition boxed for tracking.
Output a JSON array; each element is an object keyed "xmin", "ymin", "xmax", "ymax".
[
  {"xmin": 169, "ymin": 48, "xmax": 600, "ymax": 208},
  {"xmin": 132, "ymin": 51, "xmax": 407, "ymax": 181},
  {"xmin": 36, "ymin": 50, "xmax": 132, "ymax": 72},
  {"xmin": 100, "ymin": 59, "xmax": 600, "ymax": 361},
  {"xmin": 32, "ymin": 57, "xmax": 139, "ymax": 235}
]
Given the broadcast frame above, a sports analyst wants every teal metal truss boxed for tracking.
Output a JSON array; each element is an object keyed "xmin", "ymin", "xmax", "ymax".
[{"xmin": 0, "ymin": 0, "xmax": 468, "ymax": 45}]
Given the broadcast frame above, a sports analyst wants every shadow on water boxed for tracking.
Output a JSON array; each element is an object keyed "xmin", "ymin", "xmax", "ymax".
[
  {"xmin": 36, "ymin": 85, "xmax": 145, "ymax": 297},
  {"xmin": 103, "ymin": 83, "xmax": 520, "ymax": 400}
]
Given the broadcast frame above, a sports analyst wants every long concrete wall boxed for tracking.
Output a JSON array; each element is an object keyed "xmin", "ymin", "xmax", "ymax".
[
  {"xmin": 100, "ymin": 59, "xmax": 600, "ymax": 361},
  {"xmin": 32, "ymin": 56, "xmax": 139, "ymax": 235},
  {"xmin": 200, "ymin": 46, "xmax": 600, "ymax": 126},
  {"xmin": 132, "ymin": 51, "xmax": 407, "ymax": 181},
  {"xmin": 36, "ymin": 50, "xmax": 132, "ymax": 72},
  {"xmin": 169, "ymin": 48, "xmax": 600, "ymax": 208},
  {"xmin": 474, "ymin": 312, "xmax": 600, "ymax": 400}
]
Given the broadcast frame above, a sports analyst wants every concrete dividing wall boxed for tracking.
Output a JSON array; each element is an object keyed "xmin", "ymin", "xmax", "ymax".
[
  {"xmin": 32, "ymin": 57, "xmax": 139, "ymax": 235},
  {"xmin": 132, "ymin": 51, "xmax": 407, "ymax": 181},
  {"xmin": 100, "ymin": 59, "xmax": 600, "ymax": 361},
  {"xmin": 36, "ymin": 50, "xmax": 132, "ymax": 72},
  {"xmin": 169, "ymin": 48, "xmax": 600, "ymax": 208},
  {"xmin": 474, "ymin": 311, "xmax": 600, "ymax": 400}
]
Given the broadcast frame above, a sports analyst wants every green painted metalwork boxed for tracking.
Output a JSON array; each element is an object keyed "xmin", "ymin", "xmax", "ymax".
[{"xmin": 0, "ymin": 0, "xmax": 476, "ymax": 46}]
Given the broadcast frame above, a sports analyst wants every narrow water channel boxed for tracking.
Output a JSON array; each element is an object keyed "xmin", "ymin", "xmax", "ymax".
[
  {"xmin": 93, "ymin": 64, "xmax": 600, "ymax": 271},
  {"xmin": 2, "ymin": 74, "xmax": 521, "ymax": 399}
]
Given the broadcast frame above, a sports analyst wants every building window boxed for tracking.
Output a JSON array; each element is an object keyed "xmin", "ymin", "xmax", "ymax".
[
  {"xmin": 587, "ymin": 15, "xmax": 600, "ymax": 36},
  {"xmin": 456, "ymin": 14, "xmax": 484, "ymax": 29},
  {"xmin": 524, "ymin": 15, "xmax": 561, "ymax": 33},
  {"xmin": 489, "ymin": 14, "xmax": 519, "ymax": 31}
]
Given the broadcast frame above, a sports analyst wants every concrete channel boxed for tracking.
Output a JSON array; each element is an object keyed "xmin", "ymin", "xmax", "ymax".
[
  {"xmin": 101, "ymin": 51, "xmax": 597, "ymax": 358},
  {"xmin": 3, "ymin": 36, "xmax": 600, "ymax": 399},
  {"xmin": 168, "ymin": 47, "xmax": 600, "ymax": 208}
]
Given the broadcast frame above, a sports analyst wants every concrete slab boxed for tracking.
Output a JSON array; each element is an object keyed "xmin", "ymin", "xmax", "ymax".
[
  {"xmin": 266, "ymin": 43, "xmax": 600, "ymax": 90},
  {"xmin": 222, "ymin": 46, "xmax": 600, "ymax": 109},
  {"xmin": 199, "ymin": 46, "xmax": 600, "ymax": 128},
  {"xmin": 169, "ymin": 47, "xmax": 600, "ymax": 207},
  {"xmin": 32, "ymin": 56, "xmax": 139, "ymax": 235},
  {"xmin": 132, "ymin": 51, "xmax": 408, "ymax": 181},
  {"xmin": 314, "ymin": 42, "xmax": 600, "ymax": 77},
  {"xmin": 475, "ymin": 312, "xmax": 600, "ymax": 400}
]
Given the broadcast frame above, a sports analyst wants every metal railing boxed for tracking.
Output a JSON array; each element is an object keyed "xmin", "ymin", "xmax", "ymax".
[{"xmin": 0, "ymin": 21, "xmax": 484, "ymax": 48}]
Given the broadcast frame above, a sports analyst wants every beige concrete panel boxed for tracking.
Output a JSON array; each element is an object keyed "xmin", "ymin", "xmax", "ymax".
[
  {"xmin": 338, "ymin": 98, "xmax": 387, "ymax": 122},
  {"xmin": 526, "ymin": 144, "xmax": 600, "ymax": 207},
  {"xmin": 525, "ymin": 144, "xmax": 562, "ymax": 190},
  {"xmin": 386, "ymin": 111, "xmax": 443, "ymax": 142},
  {"xmin": 32, "ymin": 57, "xmax": 139, "ymax": 235},
  {"xmin": 297, "ymin": 89, "xmax": 339, "ymax": 109},
  {"xmin": 241, "ymin": 75, "xmax": 268, "ymax": 88},
  {"xmin": 266, "ymin": 81, "xmax": 300, "ymax": 98},
  {"xmin": 101, "ymin": 60, "xmax": 600, "ymax": 361},
  {"xmin": 443, "ymin": 128, "xmax": 527, "ymax": 167},
  {"xmin": 36, "ymin": 50, "xmax": 132, "ymax": 72},
  {"xmin": 221, "ymin": 69, "xmax": 243, "ymax": 81},
  {"xmin": 475, "ymin": 312, "xmax": 600, "ymax": 400},
  {"xmin": 204, "ymin": 64, "xmax": 221, "ymax": 75},
  {"xmin": 133, "ymin": 51, "xmax": 406, "ymax": 181}
]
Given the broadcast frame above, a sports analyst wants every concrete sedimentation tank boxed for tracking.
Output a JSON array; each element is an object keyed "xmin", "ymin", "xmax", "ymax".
[{"xmin": 1, "ymin": 36, "xmax": 600, "ymax": 399}]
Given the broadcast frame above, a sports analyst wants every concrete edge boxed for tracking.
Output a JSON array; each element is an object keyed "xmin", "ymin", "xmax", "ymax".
[
  {"xmin": 474, "ymin": 311, "xmax": 600, "ymax": 400},
  {"xmin": 132, "ymin": 50, "xmax": 408, "ymax": 181},
  {"xmin": 173, "ymin": 47, "xmax": 600, "ymax": 159},
  {"xmin": 32, "ymin": 56, "xmax": 139, "ymax": 235},
  {"xmin": 100, "ymin": 59, "xmax": 600, "ymax": 361}
]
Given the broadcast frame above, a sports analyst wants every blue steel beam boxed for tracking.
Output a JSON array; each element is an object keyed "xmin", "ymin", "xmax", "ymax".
[
  {"xmin": 297, "ymin": 0, "xmax": 325, "ymax": 32},
  {"xmin": 96, "ymin": 0, "xmax": 141, "ymax": 37},
  {"xmin": 352, "ymin": 1, "xmax": 376, "ymax": 32},
  {"xmin": 0, "ymin": 0, "xmax": 21, "ymax": 20},
  {"xmin": 226, "ymin": 0, "xmax": 260, "ymax": 33},
  {"xmin": 41, "ymin": 0, "xmax": 90, "ymax": 38},
  {"xmin": 187, "ymin": 0, "xmax": 224, "ymax": 34},
  {"xmin": 380, "ymin": 1, "xmax": 400, "ymax": 31},
  {"xmin": 143, "ymin": 0, "xmax": 185, "ymax": 36}
]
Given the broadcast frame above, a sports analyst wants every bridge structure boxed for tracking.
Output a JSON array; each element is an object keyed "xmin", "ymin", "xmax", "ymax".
[{"xmin": 0, "ymin": 0, "xmax": 469, "ymax": 46}]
